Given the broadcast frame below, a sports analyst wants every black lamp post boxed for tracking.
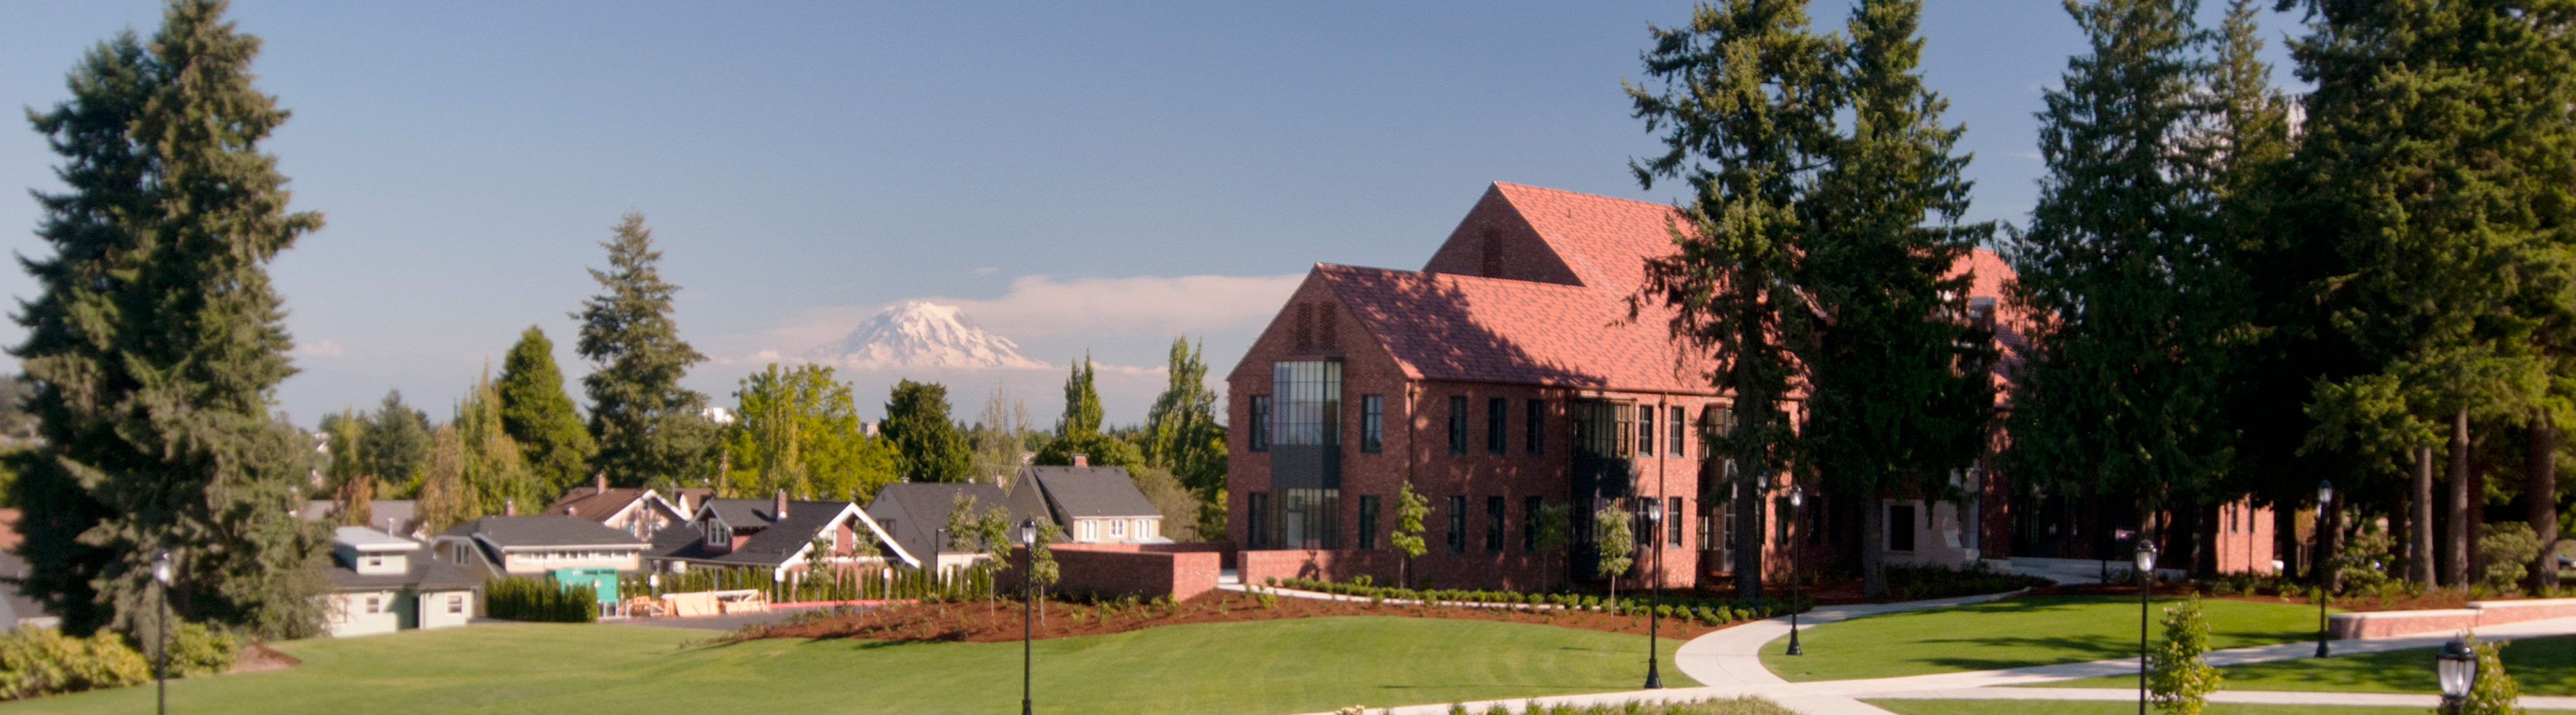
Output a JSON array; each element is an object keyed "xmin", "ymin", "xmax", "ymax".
[
  {"xmin": 152, "ymin": 550, "xmax": 171, "ymax": 715},
  {"xmin": 1787, "ymin": 485, "xmax": 1805, "ymax": 656},
  {"xmin": 1019, "ymin": 518, "xmax": 1038, "ymax": 715},
  {"xmin": 2134, "ymin": 539, "xmax": 2157, "ymax": 715},
  {"xmin": 2315, "ymin": 480, "xmax": 2333, "ymax": 658},
  {"xmin": 2437, "ymin": 637, "xmax": 2475, "ymax": 714},
  {"xmin": 1643, "ymin": 501, "xmax": 1664, "ymax": 689}
]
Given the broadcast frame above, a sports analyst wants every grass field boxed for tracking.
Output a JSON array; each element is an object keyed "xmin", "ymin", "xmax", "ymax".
[
  {"xmin": 1760, "ymin": 596, "xmax": 2327, "ymax": 682},
  {"xmin": 2035, "ymin": 633, "xmax": 2576, "ymax": 696},
  {"xmin": 0, "ymin": 616, "xmax": 1696, "ymax": 715},
  {"xmin": 1869, "ymin": 701, "xmax": 2576, "ymax": 715}
]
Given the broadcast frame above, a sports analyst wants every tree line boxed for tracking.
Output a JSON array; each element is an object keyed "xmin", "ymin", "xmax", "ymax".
[{"xmin": 1630, "ymin": 0, "xmax": 2576, "ymax": 599}]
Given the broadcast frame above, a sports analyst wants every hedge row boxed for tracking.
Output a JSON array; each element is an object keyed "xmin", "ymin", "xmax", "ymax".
[
  {"xmin": 1269, "ymin": 576, "xmax": 1805, "ymax": 624},
  {"xmin": 487, "ymin": 576, "xmax": 598, "ymax": 622},
  {"xmin": 0, "ymin": 620, "xmax": 236, "ymax": 701}
]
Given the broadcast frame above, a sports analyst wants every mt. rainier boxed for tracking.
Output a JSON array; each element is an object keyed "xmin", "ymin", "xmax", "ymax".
[{"xmin": 804, "ymin": 301, "xmax": 1054, "ymax": 370}]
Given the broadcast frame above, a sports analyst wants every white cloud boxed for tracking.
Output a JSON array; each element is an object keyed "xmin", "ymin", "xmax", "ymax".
[{"xmin": 295, "ymin": 340, "xmax": 345, "ymax": 358}]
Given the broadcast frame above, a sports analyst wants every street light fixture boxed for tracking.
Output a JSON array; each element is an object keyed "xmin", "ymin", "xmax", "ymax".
[
  {"xmin": 2316, "ymin": 480, "xmax": 2333, "ymax": 658},
  {"xmin": 1018, "ymin": 518, "xmax": 1039, "ymax": 715},
  {"xmin": 2134, "ymin": 539, "xmax": 2157, "ymax": 715},
  {"xmin": 2437, "ymin": 637, "xmax": 2475, "ymax": 714},
  {"xmin": 1642, "ymin": 501, "xmax": 1664, "ymax": 689},
  {"xmin": 152, "ymin": 550, "xmax": 172, "ymax": 715},
  {"xmin": 1787, "ymin": 485, "xmax": 1805, "ymax": 656}
]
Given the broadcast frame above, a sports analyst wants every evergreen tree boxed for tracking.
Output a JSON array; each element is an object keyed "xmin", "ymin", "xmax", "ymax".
[
  {"xmin": 575, "ymin": 212, "xmax": 716, "ymax": 490},
  {"xmin": 1628, "ymin": 0, "xmax": 1835, "ymax": 598},
  {"xmin": 1059, "ymin": 353, "xmax": 1102, "ymax": 437},
  {"xmin": 1036, "ymin": 354, "xmax": 1142, "ymax": 468},
  {"xmin": 358, "ymin": 390, "xmax": 429, "ymax": 495},
  {"xmin": 2288, "ymin": 0, "xmax": 2576, "ymax": 589},
  {"xmin": 882, "ymin": 380, "xmax": 973, "ymax": 482},
  {"xmin": 496, "ymin": 326, "xmax": 595, "ymax": 498},
  {"xmin": 11, "ymin": 0, "xmax": 328, "ymax": 639},
  {"xmin": 1796, "ymin": 0, "xmax": 1995, "ymax": 599},
  {"xmin": 1142, "ymin": 338, "xmax": 1226, "ymax": 495},
  {"xmin": 2003, "ymin": 0, "xmax": 2231, "ymax": 562},
  {"xmin": 724, "ymin": 364, "xmax": 898, "ymax": 501}
]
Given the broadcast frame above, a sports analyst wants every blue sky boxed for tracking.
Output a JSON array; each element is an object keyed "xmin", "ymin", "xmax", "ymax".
[{"xmin": 1, "ymin": 1, "xmax": 2303, "ymax": 428}]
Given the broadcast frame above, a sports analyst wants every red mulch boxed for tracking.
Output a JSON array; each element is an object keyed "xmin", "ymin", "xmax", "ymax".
[
  {"xmin": 726, "ymin": 591, "xmax": 1741, "ymax": 644},
  {"xmin": 230, "ymin": 643, "xmax": 299, "ymax": 674}
]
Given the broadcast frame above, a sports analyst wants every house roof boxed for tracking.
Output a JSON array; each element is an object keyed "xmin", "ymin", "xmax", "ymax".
[
  {"xmin": 297, "ymin": 499, "xmax": 422, "ymax": 535},
  {"xmin": 1315, "ymin": 264, "xmax": 1712, "ymax": 393},
  {"xmin": 864, "ymin": 482, "xmax": 1038, "ymax": 556},
  {"xmin": 333, "ymin": 526, "xmax": 420, "ymax": 552},
  {"xmin": 1483, "ymin": 182, "xmax": 1693, "ymax": 293},
  {"xmin": 439, "ymin": 516, "xmax": 646, "ymax": 549},
  {"xmin": 541, "ymin": 485, "xmax": 653, "ymax": 522},
  {"xmin": 649, "ymin": 499, "xmax": 898, "ymax": 568},
  {"xmin": 323, "ymin": 555, "xmax": 483, "ymax": 593},
  {"xmin": 1016, "ymin": 466, "xmax": 1160, "ymax": 519}
]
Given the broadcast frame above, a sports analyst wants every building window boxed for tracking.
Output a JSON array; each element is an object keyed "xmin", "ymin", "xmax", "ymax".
[
  {"xmin": 364, "ymin": 595, "xmax": 381, "ymax": 614},
  {"xmin": 1573, "ymin": 401, "xmax": 1636, "ymax": 459},
  {"xmin": 1109, "ymin": 519, "xmax": 1125, "ymax": 539},
  {"xmin": 1246, "ymin": 492, "xmax": 1269, "ymax": 548},
  {"xmin": 1445, "ymin": 495, "xmax": 1467, "ymax": 553},
  {"xmin": 364, "ymin": 556, "xmax": 382, "ymax": 568},
  {"xmin": 1248, "ymin": 395, "xmax": 1271, "ymax": 451},
  {"xmin": 706, "ymin": 521, "xmax": 725, "ymax": 548},
  {"xmin": 1639, "ymin": 405, "xmax": 1656, "ymax": 456},
  {"xmin": 1889, "ymin": 501, "xmax": 1918, "ymax": 552},
  {"xmin": 447, "ymin": 594, "xmax": 465, "ymax": 614},
  {"xmin": 1699, "ymin": 405, "xmax": 1734, "ymax": 453},
  {"xmin": 1485, "ymin": 397, "xmax": 1507, "ymax": 455},
  {"xmin": 1447, "ymin": 396, "xmax": 1468, "ymax": 454},
  {"xmin": 1279, "ymin": 489, "xmax": 1341, "ymax": 549},
  {"xmin": 1271, "ymin": 362, "xmax": 1340, "ymax": 447},
  {"xmin": 1807, "ymin": 496, "xmax": 1827, "ymax": 545},
  {"xmin": 1358, "ymin": 495, "xmax": 1380, "ymax": 549},
  {"xmin": 1668, "ymin": 497, "xmax": 1684, "ymax": 547},
  {"xmin": 1669, "ymin": 406, "xmax": 1686, "ymax": 458},
  {"xmin": 1525, "ymin": 399, "xmax": 1545, "ymax": 455},
  {"xmin": 1485, "ymin": 496, "xmax": 1506, "ymax": 553},
  {"xmin": 1360, "ymin": 395, "xmax": 1384, "ymax": 453},
  {"xmin": 1524, "ymin": 496, "xmax": 1543, "ymax": 551}
]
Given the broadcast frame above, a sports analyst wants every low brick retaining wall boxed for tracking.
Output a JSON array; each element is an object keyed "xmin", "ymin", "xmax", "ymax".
[
  {"xmin": 2328, "ymin": 597, "xmax": 2576, "ymax": 639},
  {"xmin": 1238, "ymin": 549, "xmax": 1403, "ymax": 587},
  {"xmin": 1004, "ymin": 545, "xmax": 1221, "ymax": 601}
]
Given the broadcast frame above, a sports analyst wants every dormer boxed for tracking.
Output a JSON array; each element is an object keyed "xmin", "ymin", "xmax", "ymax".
[
  {"xmin": 702, "ymin": 512, "xmax": 731, "ymax": 553},
  {"xmin": 331, "ymin": 526, "xmax": 419, "ymax": 576}
]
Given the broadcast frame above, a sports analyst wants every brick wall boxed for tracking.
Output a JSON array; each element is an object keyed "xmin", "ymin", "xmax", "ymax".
[{"xmin": 1004, "ymin": 546, "xmax": 1219, "ymax": 601}]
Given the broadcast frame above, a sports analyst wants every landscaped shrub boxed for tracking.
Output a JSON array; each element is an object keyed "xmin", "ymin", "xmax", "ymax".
[
  {"xmin": 2479, "ymin": 522, "xmax": 2544, "ymax": 595},
  {"xmin": 162, "ymin": 620, "xmax": 239, "ymax": 678},
  {"xmin": 2148, "ymin": 597, "xmax": 2219, "ymax": 715},
  {"xmin": 2458, "ymin": 632, "xmax": 2523, "ymax": 715},
  {"xmin": 1884, "ymin": 563, "xmax": 2052, "ymax": 601},
  {"xmin": 0, "ymin": 627, "xmax": 148, "ymax": 701},
  {"xmin": 2329, "ymin": 522, "xmax": 2396, "ymax": 596},
  {"xmin": 487, "ymin": 576, "xmax": 599, "ymax": 622}
]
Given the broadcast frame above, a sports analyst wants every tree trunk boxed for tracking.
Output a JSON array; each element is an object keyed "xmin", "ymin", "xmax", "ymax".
[
  {"xmin": 1734, "ymin": 468, "xmax": 1766, "ymax": 600},
  {"xmin": 1862, "ymin": 495, "xmax": 1887, "ymax": 599},
  {"xmin": 2533, "ymin": 416, "xmax": 2559, "ymax": 592},
  {"xmin": 2275, "ymin": 498, "xmax": 2299, "ymax": 576},
  {"xmin": 2414, "ymin": 444, "xmax": 2438, "ymax": 585},
  {"xmin": 2448, "ymin": 408, "xmax": 2472, "ymax": 589},
  {"xmin": 2323, "ymin": 499, "xmax": 2344, "ymax": 594}
]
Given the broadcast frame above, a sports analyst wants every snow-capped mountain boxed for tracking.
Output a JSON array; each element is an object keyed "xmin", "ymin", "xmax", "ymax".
[{"xmin": 804, "ymin": 301, "xmax": 1054, "ymax": 370}]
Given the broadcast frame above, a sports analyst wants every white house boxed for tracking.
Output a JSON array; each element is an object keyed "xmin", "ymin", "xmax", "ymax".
[
  {"xmin": 433, "ymin": 516, "xmax": 651, "ymax": 576},
  {"xmin": 320, "ymin": 526, "xmax": 479, "ymax": 637},
  {"xmin": 1007, "ymin": 463, "xmax": 1166, "ymax": 545}
]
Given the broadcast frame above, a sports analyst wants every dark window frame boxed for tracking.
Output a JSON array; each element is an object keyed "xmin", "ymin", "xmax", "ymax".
[
  {"xmin": 1447, "ymin": 396, "xmax": 1468, "ymax": 455},
  {"xmin": 1246, "ymin": 491, "xmax": 1271, "ymax": 548},
  {"xmin": 1639, "ymin": 405, "xmax": 1656, "ymax": 457},
  {"xmin": 1485, "ymin": 495, "xmax": 1506, "ymax": 553},
  {"xmin": 1668, "ymin": 406, "xmax": 1686, "ymax": 458},
  {"xmin": 1667, "ymin": 496, "xmax": 1684, "ymax": 547},
  {"xmin": 1523, "ymin": 496, "xmax": 1543, "ymax": 551},
  {"xmin": 1446, "ymin": 495, "xmax": 1467, "ymax": 553},
  {"xmin": 1525, "ymin": 399, "xmax": 1545, "ymax": 455},
  {"xmin": 1248, "ymin": 395, "xmax": 1271, "ymax": 452},
  {"xmin": 1360, "ymin": 395, "xmax": 1384, "ymax": 453},
  {"xmin": 1486, "ymin": 397, "xmax": 1507, "ymax": 455},
  {"xmin": 1358, "ymin": 495, "xmax": 1380, "ymax": 549}
]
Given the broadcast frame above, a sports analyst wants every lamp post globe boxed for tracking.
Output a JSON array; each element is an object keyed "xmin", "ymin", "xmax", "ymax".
[
  {"xmin": 1786, "ymin": 485, "xmax": 1804, "ymax": 656},
  {"xmin": 2437, "ymin": 637, "xmax": 2475, "ymax": 713},
  {"xmin": 2316, "ymin": 480, "xmax": 2333, "ymax": 658},
  {"xmin": 2135, "ymin": 539, "xmax": 2156, "ymax": 715}
]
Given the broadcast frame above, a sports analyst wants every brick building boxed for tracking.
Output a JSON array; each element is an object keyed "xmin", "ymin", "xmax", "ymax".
[{"xmin": 1225, "ymin": 182, "xmax": 2273, "ymax": 592}]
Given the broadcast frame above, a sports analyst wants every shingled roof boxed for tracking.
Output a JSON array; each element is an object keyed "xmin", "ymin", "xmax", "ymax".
[
  {"xmin": 1014, "ymin": 466, "xmax": 1160, "ymax": 520},
  {"xmin": 440, "ymin": 516, "xmax": 647, "ymax": 549}
]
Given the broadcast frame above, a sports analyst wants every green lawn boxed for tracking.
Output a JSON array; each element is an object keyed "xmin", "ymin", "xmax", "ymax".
[
  {"xmin": 1761, "ymin": 596, "xmax": 2327, "ymax": 682},
  {"xmin": 2034, "ymin": 633, "xmax": 2576, "ymax": 696},
  {"xmin": 1869, "ymin": 701, "xmax": 2576, "ymax": 715},
  {"xmin": 0, "ymin": 617, "xmax": 1695, "ymax": 715}
]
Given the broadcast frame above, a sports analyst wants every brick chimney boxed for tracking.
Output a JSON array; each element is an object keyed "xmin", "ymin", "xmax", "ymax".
[
  {"xmin": 1072, "ymin": 454, "xmax": 1088, "ymax": 467},
  {"xmin": 504, "ymin": 499, "xmax": 516, "ymax": 516},
  {"xmin": 774, "ymin": 489, "xmax": 789, "ymax": 520},
  {"xmin": 596, "ymin": 472, "xmax": 607, "ymax": 494}
]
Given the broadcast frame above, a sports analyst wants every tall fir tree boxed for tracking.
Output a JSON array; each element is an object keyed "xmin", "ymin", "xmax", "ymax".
[
  {"xmin": 497, "ymin": 326, "xmax": 596, "ymax": 498},
  {"xmin": 882, "ymin": 380, "xmax": 974, "ymax": 482},
  {"xmin": 1628, "ymin": 0, "xmax": 1835, "ymax": 598},
  {"xmin": 575, "ymin": 212, "xmax": 716, "ymax": 490},
  {"xmin": 2287, "ymin": 0, "xmax": 2576, "ymax": 589},
  {"xmin": 2003, "ymin": 0, "xmax": 2232, "ymax": 566},
  {"xmin": 11, "ymin": 0, "xmax": 328, "ymax": 639},
  {"xmin": 358, "ymin": 389, "xmax": 430, "ymax": 495},
  {"xmin": 1059, "ymin": 353, "xmax": 1102, "ymax": 436},
  {"xmin": 1797, "ymin": 0, "xmax": 1995, "ymax": 599}
]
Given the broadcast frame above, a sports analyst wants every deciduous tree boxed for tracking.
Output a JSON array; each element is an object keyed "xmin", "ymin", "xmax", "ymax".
[
  {"xmin": 883, "ymin": 380, "xmax": 973, "ymax": 483},
  {"xmin": 723, "ymin": 364, "xmax": 898, "ymax": 502}
]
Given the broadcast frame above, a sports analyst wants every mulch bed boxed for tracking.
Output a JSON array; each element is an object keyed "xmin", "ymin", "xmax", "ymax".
[
  {"xmin": 230, "ymin": 643, "xmax": 299, "ymax": 674},
  {"xmin": 725, "ymin": 590, "xmax": 1741, "ymax": 644}
]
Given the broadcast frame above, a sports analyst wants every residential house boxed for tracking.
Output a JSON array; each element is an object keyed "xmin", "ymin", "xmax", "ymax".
[
  {"xmin": 1007, "ymin": 462, "xmax": 1165, "ymax": 544},
  {"xmin": 321, "ymin": 526, "xmax": 479, "ymax": 637},
  {"xmin": 865, "ymin": 482, "xmax": 1044, "ymax": 572},
  {"xmin": 434, "ymin": 516, "xmax": 649, "ymax": 614},
  {"xmin": 297, "ymin": 499, "xmax": 426, "ymax": 541},
  {"xmin": 540, "ymin": 475, "xmax": 707, "ymax": 540},
  {"xmin": 1224, "ymin": 182, "xmax": 2273, "ymax": 591},
  {"xmin": 0, "ymin": 510, "xmax": 57, "ymax": 631},
  {"xmin": 648, "ymin": 491, "xmax": 906, "ymax": 574}
]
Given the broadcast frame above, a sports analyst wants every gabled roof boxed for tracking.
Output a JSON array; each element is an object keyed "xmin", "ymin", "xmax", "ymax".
[
  {"xmin": 438, "ymin": 516, "xmax": 646, "ymax": 549},
  {"xmin": 650, "ymin": 499, "xmax": 906, "ymax": 569},
  {"xmin": 1015, "ymin": 466, "xmax": 1159, "ymax": 520},
  {"xmin": 864, "ymin": 482, "xmax": 1040, "ymax": 556},
  {"xmin": 323, "ymin": 556, "xmax": 481, "ymax": 593},
  {"xmin": 542, "ymin": 485, "xmax": 652, "ymax": 522},
  {"xmin": 1480, "ymin": 182, "xmax": 1692, "ymax": 293},
  {"xmin": 1315, "ymin": 264, "xmax": 1712, "ymax": 393},
  {"xmin": 332, "ymin": 526, "xmax": 420, "ymax": 553}
]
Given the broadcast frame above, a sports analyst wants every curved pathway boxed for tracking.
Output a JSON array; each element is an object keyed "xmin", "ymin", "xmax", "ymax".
[{"xmin": 1285, "ymin": 589, "xmax": 2576, "ymax": 715}]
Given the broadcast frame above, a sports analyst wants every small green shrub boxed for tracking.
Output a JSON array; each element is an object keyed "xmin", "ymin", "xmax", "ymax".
[
  {"xmin": 2458, "ymin": 632, "xmax": 2523, "ymax": 715},
  {"xmin": 0, "ymin": 627, "xmax": 149, "ymax": 701},
  {"xmin": 2479, "ymin": 522, "xmax": 2544, "ymax": 595},
  {"xmin": 163, "ymin": 620, "xmax": 238, "ymax": 678},
  {"xmin": 2148, "ymin": 597, "xmax": 2220, "ymax": 714}
]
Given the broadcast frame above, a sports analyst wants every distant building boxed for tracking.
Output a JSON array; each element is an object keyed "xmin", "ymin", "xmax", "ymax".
[
  {"xmin": 647, "ymin": 491, "xmax": 904, "ymax": 574},
  {"xmin": 1008, "ymin": 462, "xmax": 1165, "ymax": 544},
  {"xmin": 865, "ymin": 482, "xmax": 1044, "ymax": 572},
  {"xmin": 540, "ymin": 475, "xmax": 705, "ymax": 540},
  {"xmin": 321, "ymin": 526, "xmax": 479, "ymax": 637},
  {"xmin": 298, "ymin": 499, "xmax": 425, "ymax": 540}
]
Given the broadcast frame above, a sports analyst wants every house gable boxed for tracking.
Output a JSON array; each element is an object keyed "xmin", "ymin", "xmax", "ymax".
[{"xmin": 1420, "ymin": 184, "xmax": 1584, "ymax": 287}]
